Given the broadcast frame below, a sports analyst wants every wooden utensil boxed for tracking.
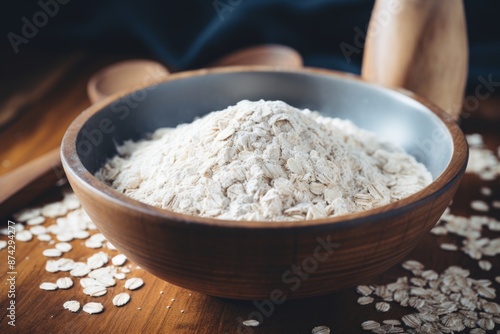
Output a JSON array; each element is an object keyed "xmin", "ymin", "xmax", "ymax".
[
  {"xmin": 209, "ymin": 44, "xmax": 303, "ymax": 68},
  {"xmin": 87, "ymin": 60, "xmax": 170, "ymax": 104},
  {"xmin": 0, "ymin": 45, "xmax": 303, "ymax": 218},
  {"xmin": 0, "ymin": 149, "xmax": 63, "ymax": 218},
  {"xmin": 362, "ymin": 0, "xmax": 468, "ymax": 119}
]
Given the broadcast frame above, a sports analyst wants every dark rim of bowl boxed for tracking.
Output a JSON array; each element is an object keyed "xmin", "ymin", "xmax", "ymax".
[{"xmin": 61, "ymin": 66, "xmax": 469, "ymax": 229}]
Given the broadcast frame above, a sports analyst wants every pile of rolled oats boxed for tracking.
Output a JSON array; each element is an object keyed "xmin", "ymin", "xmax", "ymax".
[{"xmin": 96, "ymin": 100, "xmax": 431, "ymax": 221}]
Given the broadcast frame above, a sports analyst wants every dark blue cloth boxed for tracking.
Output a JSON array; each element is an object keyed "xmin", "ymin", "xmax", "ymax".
[{"xmin": 3, "ymin": 0, "xmax": 500, "ymax": 91}]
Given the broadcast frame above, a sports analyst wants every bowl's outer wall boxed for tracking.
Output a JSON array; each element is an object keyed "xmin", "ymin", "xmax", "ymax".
[
  {"xmin": 64, "ymin": 69, "xmax": 467, "ymax": 299},
  {"xmin": 68, "ymin": 170, "xmax": 461, "ymax": 299}
]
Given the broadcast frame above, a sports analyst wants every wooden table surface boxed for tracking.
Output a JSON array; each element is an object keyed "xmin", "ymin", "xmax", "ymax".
[{"xmin": 0, "ymin": 51, "xmax": 499, "ymax": 334}]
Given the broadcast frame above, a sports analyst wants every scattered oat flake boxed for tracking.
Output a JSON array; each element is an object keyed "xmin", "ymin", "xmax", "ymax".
[
  {"xmin": 16, "ymin": 230, "xmax": 33, "ymax": 242},
  {"xmin": 41, "ymin": 202, "xmax": 68, "ymax": 218},
  {"xmin": 70, "ymin": 263, "xmax": 90, "ymax": 277},
  {"xmin": 29, "ymin": 225, "xmax": 47, "ymax": 235},
  {"xmin": 85, "ymin": 239, "xmax": 103, "ymax": 249},
  {"xmin": 80, "ymin": 278, "xmax": 102, "ymax": 288},
  {"xmin": 62, "ymin": 194, "xmax": 81, "ymax": 210},
  {"xmin": 493, "ymin": 201, "xmax": 500, "ymax": 209},
  {"xmin": 480, "ymin": 187, "xmax": 492, "ymax": 196},
  {"xmin": 124, "ymin": 278, "xmax": 144, "ymax": 290},
  {"xmin": 56, "ymin": 277, "xmax": 74, "ymax": 289},
  {"xmin": 87, "ymin": 251, "xmax": 108, "ymax": 269},
  {"xmin": 478, "ymin": 260, "xmax": 492, "ymax": 271},
  {"xmin": 95, "ymin": 275, "xmax": 116, "ymax": 287},
  {"xmin": 471, "ymin": 200, "xmax": 489, "ymax": 212},
  {"xmin": 63, "ymin": 300, "xmax": 80, "ymax": 313},
  {"xmin": 56, "ymin": 232, "xmax": 74, "ymax": 242},
  {"xmin": 37, "ymin": 233, "xmax": 52, "ymax": 242},
  {"xmin": 45, "ymin": 260, "xmax": 59, "ymax": 273},
  {"xmin": 56, "ymin": 258, "xmax": 76, "ymax": 271},
  {"xmin": 357, "ymin": 296, "xmax": 374, "ymax": 305},
  {"xmin": 55, "ymin": 242, "xmax": 72, "ymax": 252},
  {"xmin": 375, "ymin": 302, "xmax": 390, "ymax": 312},
  {"xmin": 27, "ymin": 216, "xmax": 45, "ymax": 225},
  {"xmin": 83, "ymin": 286, "xmax": 107, "ymax": 297},
  {"xmin": 88, "ymin": 267, "xmax": 111, "ymax": 278},
  {"xmin": 112, "ymin": 254, "xmax": 127, "ymax": 266},
  {"xmin": 83, "ymin": 302, "xmax": 104, "ymax": 314},
  {"xmin": 113, "ymin": 292, "xmax": 131, "ymax": 307},
  {"xmin": 113, "ymin": 272, "xmax": 126, "ymax": 280},
  {"xmin": 440, "ymin": 243, "xmax": 458, "ymax": 251},
  {"xmin": 356, "ymin": 285, "xmax": 373, "ymax": 296},
  {"xmin": 361, "ymin": 320, "xmax": 380, "ymax": 330},
  {"xmin": 43, "ymin": 248, "xmax": 63, "ymax": 257},
  {"xmin": 40, "ymin": 282, "xmax": 58, "ymax": 291},
  {"xmin": 242, "ymin": 320, "xmax": 260, "ymax": 327},
  {"xmin": 311, "ymin": 325, "xmax": 330, "ymax": 334},
  {"xmin": 90, "ymin": 233, "xmax": 106, "ymax": 243},
  {"xmin": 73, "ymin": 230, "xmax": 90, "ymax": 239}
]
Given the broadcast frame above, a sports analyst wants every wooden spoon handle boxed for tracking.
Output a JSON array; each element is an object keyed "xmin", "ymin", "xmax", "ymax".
[
  {"xmin": 362, "ymin": 0, "xmax": 468, "ymax": 119},
  {"xmin": 0, "ymin": 148, "xmax": 63, "ymax": 218}
]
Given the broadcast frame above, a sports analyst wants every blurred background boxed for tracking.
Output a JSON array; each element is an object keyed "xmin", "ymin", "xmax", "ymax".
[{"xmin": 2, "ymin": 0, "xmax": 500, "ymax": 86}]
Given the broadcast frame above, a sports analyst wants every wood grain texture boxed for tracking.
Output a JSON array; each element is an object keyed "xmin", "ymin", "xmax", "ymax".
[
  {"xmin": 362, "ymin": 0, "xmax": 468, "ymax": 119},
  {"xmin": 0, "ymin": 52, "xmax": 499, "ymax": 334},
  {"xmin": 0, "ymin": 148, "xmax": 63, "ymax": 219}
]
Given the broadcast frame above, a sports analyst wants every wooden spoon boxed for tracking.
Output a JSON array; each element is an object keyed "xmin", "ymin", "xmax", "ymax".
[
  {"xmin": 362, "ymin": 0, "xmax": 468, "ymax": 119},
  {"xmin": 209, "ymin": 44, "xmax": 303, "ymax": 68},
  {"xmin": 87, "ymin": 60, "xmax": 170, "ymax": 104},
  {"xmin": 0, "ymin": 45, "xmax": 303, "ymax": 218}
]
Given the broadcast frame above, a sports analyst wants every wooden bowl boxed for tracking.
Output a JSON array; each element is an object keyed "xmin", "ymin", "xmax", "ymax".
[{"xmin": 61, "ymin": 66, "xmax": 468, "ymax": 300}]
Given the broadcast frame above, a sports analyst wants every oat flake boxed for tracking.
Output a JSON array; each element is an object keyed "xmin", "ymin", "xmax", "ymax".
[
  {"xmin": 83, "ymin": 286, "xmax": 107, "ymax": 297},
  {"xmin": 16, "ymin": 230, "xmax": 33, "ymax": 242},
  {"xmin": 56, "ymin": 277, "xmax": 74, "ymax": 289},
  {"xmin": 83, "ymin": 302, "xmax": 104, "ymax": 314},
  {"xmin": 124, "ymin": 278, "xmax": 144, "ymax": 290},
  {"xmin": 63, "ymin": 300, "xmax": 80, "ymax": 313},
  {"xmin": 40, "ymin": 282, "xmax": 58, "ymax": 291},
  {"xmin": 311, "ymin": 325, "xmax": 330, "ymax": 334},
  {"xmin": 112, "ymin": 254, "xmax": 127, "ymax": 266},
  {"xmin": 42, "ymin": 248, "xmax": 62, "ymax": 258},
  {"xmin": 242, "ymin": 319, "xmax": 260, "ymax": 327},
  {"xmin": 112, "ymin": 293, "xmax": 131, "ymax": 307},
  {"xmin": 55, "ymin": 242, "xmax": 72, "ymax": 253}
]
